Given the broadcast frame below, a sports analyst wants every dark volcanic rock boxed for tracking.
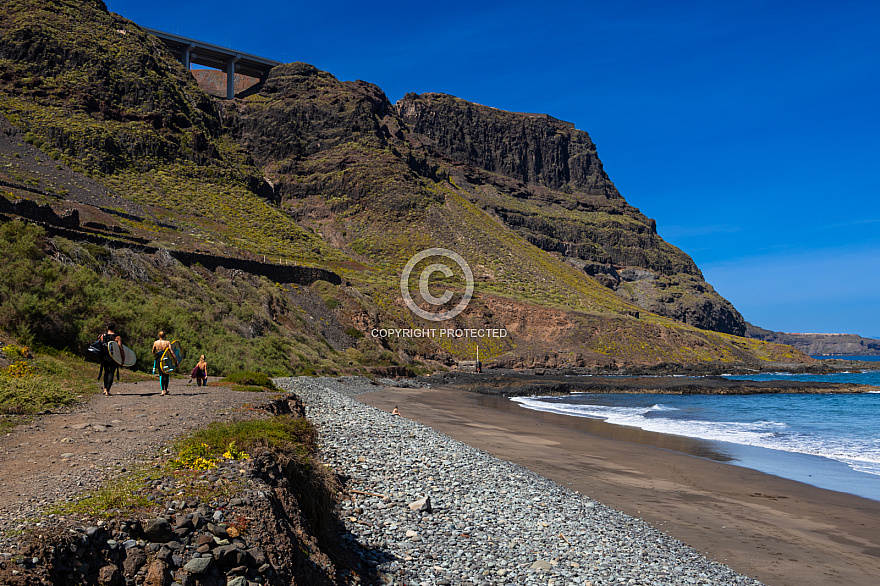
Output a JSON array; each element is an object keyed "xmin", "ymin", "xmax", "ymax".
[
  {"xmin": 424, "ymin": 370, "xmax": 872, "ymax": 396},
  {"xmin": 213, "ymin": 544, "xmax": 250, "ymax": 568},
  {"xmin": 143, "ymin": 518, "xmax": 174, "ymax": 543},
  {"xmin": 398, "ymin": 92, "xmax": 614, "ymax": 194},
  {"xmin": 582, "ymin": 261, "xmax": 622, "ymax": 289},
  {"xmin": 98, "ymin": 564, "xmax": 122, "ymax": 586},
  {"xmin": 229, "ymin": 62, "xmax": 395, "ymax": 166},
  {"xmin": 245, "ymin": 547, "xmax": 266, "ymax": 567},
  {"xmin": 123, "ymin": 547, "xmax": 147, "ymax": 577},
  {"xmin": 183, "ymin": 556, "xmax": 213, "ymax": 574}
]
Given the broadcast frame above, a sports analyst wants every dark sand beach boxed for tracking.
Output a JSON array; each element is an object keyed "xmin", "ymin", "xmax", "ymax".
[{"xmin": 358, "ymin": 383, "xmax": 880, "ymax": 586}]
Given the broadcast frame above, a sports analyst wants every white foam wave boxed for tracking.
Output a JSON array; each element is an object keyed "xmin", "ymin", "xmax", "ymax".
[
  {"xmin": 512, "ymin": 397, "xmax": 880, "ymax": 477},
  {"xmin": 722, "ymin": 372, "xmax": 795, "ymax": 377}
]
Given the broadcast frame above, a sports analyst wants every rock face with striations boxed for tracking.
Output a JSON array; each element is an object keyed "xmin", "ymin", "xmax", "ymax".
[
  {"xmin": 397, "ymin": 93, "xmax": 747, "ymax": 335},
  {"xmin": 398, "ymin": 92, "xmax": 615, "ymax": 195}
]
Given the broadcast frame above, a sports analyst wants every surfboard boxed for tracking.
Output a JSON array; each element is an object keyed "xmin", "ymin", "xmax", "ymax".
[
  {"xmin": 159, "ymin": 340, "xmax": 181, "ymax": 374},
  {"xmin": 107, "ymin": 340, "xmax": 136, "ymax": 367}
]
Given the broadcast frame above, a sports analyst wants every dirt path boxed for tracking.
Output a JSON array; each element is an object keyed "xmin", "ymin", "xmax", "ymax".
[{"xmin": 0, "ymin": 374, "xmax": 272, "ymax": 551}]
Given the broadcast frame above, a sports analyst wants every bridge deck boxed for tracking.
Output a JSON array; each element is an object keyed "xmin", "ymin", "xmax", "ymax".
[{"xmin": 144, "ymin": 28, "xmax": 282, "ymax": 98}]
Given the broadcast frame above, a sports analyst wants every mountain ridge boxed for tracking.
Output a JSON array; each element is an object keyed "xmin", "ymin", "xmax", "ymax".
[{"xmin": 746, "ymin": 323, "xmax": 880, "ymax": 356}]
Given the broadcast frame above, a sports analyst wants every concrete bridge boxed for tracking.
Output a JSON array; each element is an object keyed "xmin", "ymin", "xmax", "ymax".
[{"xmin": 144, "ymin": 28, "xmax": 281, "ymax": 99}]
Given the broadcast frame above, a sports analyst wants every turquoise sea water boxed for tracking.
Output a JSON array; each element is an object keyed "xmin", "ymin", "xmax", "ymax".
[{"xmin": 513, "ymin": 366, "xmax": 880, "ymax": 500}]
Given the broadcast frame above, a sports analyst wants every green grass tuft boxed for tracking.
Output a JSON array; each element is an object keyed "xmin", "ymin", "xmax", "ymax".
[
  {"xmin": 174, "ymin": 416, "xmax": 316, "ymax": 460},
  {"xmin": 220, "ymin": 371, "xmax": 279, "ymax": 391}
]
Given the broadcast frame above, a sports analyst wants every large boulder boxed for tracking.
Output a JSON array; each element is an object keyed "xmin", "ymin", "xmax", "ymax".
[{"xmin": 142, "ymin": 518, "xmax": 175, "ymax": 543}]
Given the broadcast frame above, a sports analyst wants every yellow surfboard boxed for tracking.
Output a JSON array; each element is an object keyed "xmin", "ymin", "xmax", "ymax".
[{"xmin": 159, "ymin": 340, "xmax": 181, "ymax": 374}]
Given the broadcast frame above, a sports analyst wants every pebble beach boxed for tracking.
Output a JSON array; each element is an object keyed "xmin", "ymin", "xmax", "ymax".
[{"xmin": 277, "ymin": 377, "xmax": 765, "ymax": 586}]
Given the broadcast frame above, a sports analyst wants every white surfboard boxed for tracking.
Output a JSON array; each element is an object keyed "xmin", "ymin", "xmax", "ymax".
[{"xmin": 107, "ymin": 340, "xmax": 136, "ymax": 367}]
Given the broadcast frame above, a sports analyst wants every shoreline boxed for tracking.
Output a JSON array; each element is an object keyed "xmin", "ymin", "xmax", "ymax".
[
  {"xmin": 507, "ymin": 395, "xmax": 880, "ymax": 501},
  {"xmin": 358, "ymin": 383, "xmax": 880, "ymax": 586},
  {"xmin": 414, "ymin": 370, "xmax": 877, "ymax": 397}
]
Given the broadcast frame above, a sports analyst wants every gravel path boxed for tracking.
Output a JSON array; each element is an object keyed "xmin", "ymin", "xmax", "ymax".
[{"xmin": 278, "ymin": 376, "xmax": 766, "ymax": 586}]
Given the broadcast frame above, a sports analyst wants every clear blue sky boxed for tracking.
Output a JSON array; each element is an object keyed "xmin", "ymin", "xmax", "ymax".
[{"xmin": 107, "ymin": 0, "xmax": 880, "ymax": 338}]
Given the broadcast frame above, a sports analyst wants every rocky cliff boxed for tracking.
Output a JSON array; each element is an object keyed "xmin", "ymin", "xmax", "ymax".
[
  {"xmin": 396, "ymin": 93, "xmax": 747, "ymax": 335},
  {"xmin": 222, "ymin": 69, "xmax": 748, "ymax": 337},
  {"xmin": 397, "ymin": 93, "xmax": 616, "ymax": 195}
]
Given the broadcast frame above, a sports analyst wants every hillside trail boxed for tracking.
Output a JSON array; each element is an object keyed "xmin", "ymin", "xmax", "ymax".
[{"xmin": 0, "ymin": 372, "xmax": 273, "ymax": 551}]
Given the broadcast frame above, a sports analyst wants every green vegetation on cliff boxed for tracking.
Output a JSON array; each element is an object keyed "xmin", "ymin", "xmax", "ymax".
[{"xmin": 0, "ymin": 220, "xmax": 371, "ymax": 376}]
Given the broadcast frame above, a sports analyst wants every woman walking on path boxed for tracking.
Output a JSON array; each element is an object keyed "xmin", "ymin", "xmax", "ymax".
[
  {"xmin": 152, "ymin": 331, "xmax": 172, "ymax": 396},
  {"xmin": 99, "ymin": 322, "xmax": 122, "ymax": 396},
  {"xmin": 191, "ymin": 355, "xmax": 208, "ymax": 387}
]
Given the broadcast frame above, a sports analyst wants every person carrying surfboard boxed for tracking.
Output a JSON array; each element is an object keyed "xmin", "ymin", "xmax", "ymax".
[
  {"xmin": 98, "ymin": 322, "xmax": 123, "ymax": 396},
  {"xmin": 152, "ymin": 330, "xmax": 172, "ymax": 396}
]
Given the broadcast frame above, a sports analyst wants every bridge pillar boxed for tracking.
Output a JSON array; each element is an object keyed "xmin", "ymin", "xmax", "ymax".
[
  {"xmin": 183, "ymin": 43, "xmax": 196, "ymax": 69},
  {"xmin": 226, "ymin": 55, "xmax": 241, "ymax": 99}
]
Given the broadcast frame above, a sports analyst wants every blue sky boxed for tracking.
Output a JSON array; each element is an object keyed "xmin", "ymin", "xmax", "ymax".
[{"xmin": 106, "ymin": 0, "xmax": 880, "ymax": 338}]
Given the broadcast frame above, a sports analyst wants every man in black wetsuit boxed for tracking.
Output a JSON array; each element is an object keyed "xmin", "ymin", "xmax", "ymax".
[{"xmin": 98, "ymin": 321, "xmax": 122, "ymax": 396}]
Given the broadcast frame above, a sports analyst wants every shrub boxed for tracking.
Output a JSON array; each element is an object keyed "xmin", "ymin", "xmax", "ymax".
[
  {"xmin": 3, "ymin": 361, "xmax": 35, "ymax": 378},
  {"xmin": 168, "ymin": 442, "xmax": 219, "ymax": 471},
  {"xmin": 344, "ymin": 326, "xmax": 364, "ymax": 339},
  {"xmin": 221, "ymin": 370, "xmax": 278, "ymax": 390},
  {"xmin": 1, "ymin": 345, "xmax": 29, "ymax": 360},
  {"xmin": 0, "ymin": 373, "xmax": 77, "ymax": 415},
  {"xmin": 174, "ymin": 417, "xmax": 315, "ymax": 462}
]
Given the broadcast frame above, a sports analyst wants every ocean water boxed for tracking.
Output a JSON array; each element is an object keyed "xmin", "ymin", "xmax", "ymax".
[
  {"xmin": 512, "ymin": 368, "xmax": 880, "ymax": 500},
  {"xmin": 810, "ymin": 355, "xmax": 880, "ymax": 361}
]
